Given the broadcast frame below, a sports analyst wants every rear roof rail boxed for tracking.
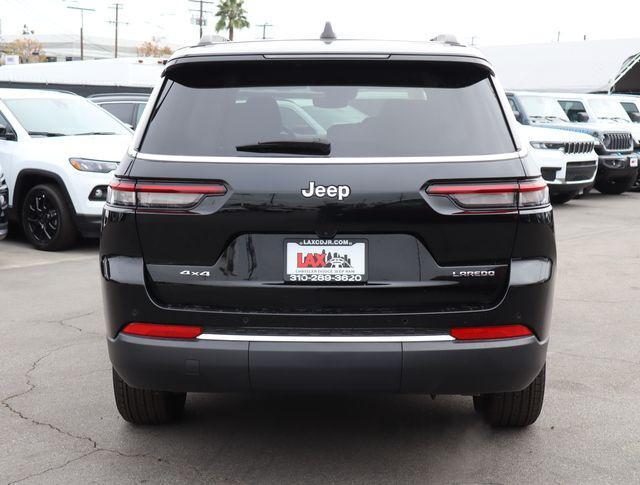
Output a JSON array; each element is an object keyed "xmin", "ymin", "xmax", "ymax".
[
  {"xmin": 88, "ymin": 92, "xmax": 150, "ymax": 99},
  {"xmin": 430, "ymin": 34, "xmax": 465, "ymax": 47},
  {"xmin": 197, "ymin": 34, "xmax": 228, "ymax": 46}
]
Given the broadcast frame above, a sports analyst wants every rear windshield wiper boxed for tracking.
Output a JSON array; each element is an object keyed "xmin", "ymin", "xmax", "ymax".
[
  {"xmin": 28, "ymin": 131, "xmax": 66, "ymax": 137},
  {"xmin": 236, "ymin": 140, "xmax": 331, "ymax": 156}
]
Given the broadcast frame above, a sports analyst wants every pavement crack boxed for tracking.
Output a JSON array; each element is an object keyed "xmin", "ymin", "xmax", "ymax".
[
  {"xmin": 7, "ymin": 450, "xmax": 100, "ymax": 485},
  {"xmin": 1, "ymin": 343, "xmax": 100, "ymax": 450},
  {"xmin": 550, "ymin": 350, "xmax": 640, "ymax": 367},
  {"xmin": 46, "ymin": 310, "xmax": 102, "ymax": 336},
  {"xmin": 2, "ymin": 343, "xmax": 203, "ymax": 482},
  {"xmin": 8, "ymin": 448, "xmax": 203, "ymax": 484}
]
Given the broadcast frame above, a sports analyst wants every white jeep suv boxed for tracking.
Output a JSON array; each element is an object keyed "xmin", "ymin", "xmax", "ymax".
[
  {"xmin": 517, "ymin": 124, "xmax": 598, "ymax": 203},
  {"xmin": 0, "ymin": 89, "xmax": 132, "ymax": 250}
]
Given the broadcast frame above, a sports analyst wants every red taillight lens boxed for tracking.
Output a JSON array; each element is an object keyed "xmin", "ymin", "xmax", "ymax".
[
  {"xmin": 427, "ymin": 179, "xmax": 549, "ymax": 211},
  {"xmin": 450, "ymin": 324, "xmax": 533, "ymax": 340},
  {"xmin": 122, "ymin": 323, "xmax": 203, "ymax": 339},
  {"xmin": 107, "ymin": 179, "xmax": 227, "ymax": 209}
]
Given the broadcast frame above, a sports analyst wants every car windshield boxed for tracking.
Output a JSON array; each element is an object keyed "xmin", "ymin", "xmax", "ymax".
[
  {"xmin": 588, "ymin": 98, "xmax": 631, "ymax": 122},
  {"xmin": 518, "ymin": 96, "xmax": 570, "ymax": 123},
  {"xmin": 4, "ymin": 97, "xmax": 131, "ymax": 137},
  {"xmin": 139, "ymin": 60, "xmax": 516, "ymax": 158},
  {"xmin": 621, "ymin": 101, "xmax": 640, "ymax": 122}
]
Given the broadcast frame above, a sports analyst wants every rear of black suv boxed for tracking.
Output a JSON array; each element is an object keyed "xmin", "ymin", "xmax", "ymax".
[{"xmin": 101, "ymin": 42, "xmax": 555, "ymax": 427}]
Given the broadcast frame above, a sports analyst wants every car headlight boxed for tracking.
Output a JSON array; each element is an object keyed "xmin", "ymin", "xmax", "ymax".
[
  {"xmin": 69, "ymin": 158, "xmax": 118, "ymax": 173},
  {"xmin": 530, "ymin": 142, "xmax": 565, "ymax": 151}
]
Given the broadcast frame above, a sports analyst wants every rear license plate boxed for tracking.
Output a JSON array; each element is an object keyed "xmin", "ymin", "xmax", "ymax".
[{"xmin": 285, "ymin": 239, "xmax": 367, "ymax": 283}]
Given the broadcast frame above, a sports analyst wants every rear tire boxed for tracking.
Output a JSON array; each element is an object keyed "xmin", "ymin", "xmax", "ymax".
[
  {"xmin": 551, "ymin": 192, "xmax": 577, "ymax": 205},
  {"xmin": 112, "ymin": 368, "xmax": 186, "ymax": 425},
  {"xmin": 474, "ymin": 365, "xmax": 546, "ymax": 427},
  {"xmin": 21, "ymin": 184, "xmax": 77, "ymax": 251}
]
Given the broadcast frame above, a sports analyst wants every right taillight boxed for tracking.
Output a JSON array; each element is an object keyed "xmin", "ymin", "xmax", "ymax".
[
  {"xmin": 426, "ymin": 179, "xmax": 549, "ymax": 212},
  {"xmin": 107, "ymin": 179, "xmax": 227, "ymax": 209}
]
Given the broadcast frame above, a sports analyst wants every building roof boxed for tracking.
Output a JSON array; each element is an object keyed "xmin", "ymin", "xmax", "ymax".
[
  {"xmin": 482, "ymin": 39, "xmax": 640, "ymax": 93},
  {"xmin": 0, "ymin": 57, "xmax": 165, "ymax": 88},
  {"xmin": 0, "ymin": 88, "xmax": 77, "ymax": 99}
]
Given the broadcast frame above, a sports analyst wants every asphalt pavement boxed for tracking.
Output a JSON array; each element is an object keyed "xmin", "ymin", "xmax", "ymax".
[{"xmin": 1, "ymin": 191, "xmax": 639, "ymax": 484}]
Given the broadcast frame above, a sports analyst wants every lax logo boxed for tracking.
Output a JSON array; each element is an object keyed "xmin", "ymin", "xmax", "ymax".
[{"xmin": 297, "ymin": 250, "xmax": 353, "ymax": 269}]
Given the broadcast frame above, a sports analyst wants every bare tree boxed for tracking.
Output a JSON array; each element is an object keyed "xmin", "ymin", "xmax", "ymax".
[
  {"xmin": 136, "ymin": 41, "xmax": 173, "ymax": 57},
  {"xmin": 1, "ymin": 38, "xmax": 46, "ymax": 63}
]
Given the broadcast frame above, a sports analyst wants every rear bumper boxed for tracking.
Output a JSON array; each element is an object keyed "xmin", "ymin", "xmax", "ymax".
[{"xmin": 109, "ymin": 332, "xmax": 547, "ymax": 395}]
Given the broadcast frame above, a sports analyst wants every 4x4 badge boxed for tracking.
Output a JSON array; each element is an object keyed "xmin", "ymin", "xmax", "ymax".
[{"xmin": 301, "ymin": 181, "xmax": 351, "ymax": 201}]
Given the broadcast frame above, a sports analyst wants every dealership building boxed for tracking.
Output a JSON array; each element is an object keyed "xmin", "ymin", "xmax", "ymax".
[{"xmin": 482, "ymin": 38, "xmax": 640, "ymax": 93}]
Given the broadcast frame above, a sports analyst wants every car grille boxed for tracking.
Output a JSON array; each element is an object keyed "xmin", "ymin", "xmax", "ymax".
[
  {"xmin": 563, "ymin": 141, "xmax": 594, "ymax": 154},
  {"xmin": 602, "ymin": 133, "xmax": 633, "ymax": 152},
  {"xmin": 566, "ymin": 161, "xmax": 597, "ymax": 182}
]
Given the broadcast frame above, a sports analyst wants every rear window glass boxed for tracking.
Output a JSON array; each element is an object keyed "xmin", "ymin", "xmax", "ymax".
[{"xmin": 139, "ymin": 60, "xmax": 516, "ymax": 158}]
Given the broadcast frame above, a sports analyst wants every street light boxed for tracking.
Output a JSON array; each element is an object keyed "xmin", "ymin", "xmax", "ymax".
[{"xmin": 67, "ymin": 5, "xmax": 95, "ymax": 60}]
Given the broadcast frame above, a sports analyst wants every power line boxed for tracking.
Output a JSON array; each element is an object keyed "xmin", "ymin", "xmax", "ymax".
[
  {"xmin": 67, "ymin": 5, "xmax": 95, "ymax": 60},
  {"xmin": 107, "ymin": 3, "xmax": 129, "ymax": 58},
  {"xmin": 188, "ymin": 0, "xmax": 214, "ymax": 39},
  {"xmin": 256, "ymin": 22, "xmax": 273, "ymax": 40}
]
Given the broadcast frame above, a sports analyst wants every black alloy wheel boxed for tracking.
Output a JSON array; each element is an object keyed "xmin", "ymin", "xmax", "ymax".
[
  {"xmin": 21, "ymin": 184, "xmax": 77, "ymax": 251},
  {"xmin": 25, "ymin": 189, "xmax": 59, "ymax": 243}
]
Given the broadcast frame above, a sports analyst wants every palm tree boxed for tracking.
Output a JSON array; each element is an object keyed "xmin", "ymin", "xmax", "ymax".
[{"xmin": 214, "ymin": 0, "xmax": 249, "ymax": 41}]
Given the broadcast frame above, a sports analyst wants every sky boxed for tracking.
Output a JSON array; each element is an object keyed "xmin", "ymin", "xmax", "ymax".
[{"xmin": 1, "ymin": 0, "xmax": 640, "ymax": 48}]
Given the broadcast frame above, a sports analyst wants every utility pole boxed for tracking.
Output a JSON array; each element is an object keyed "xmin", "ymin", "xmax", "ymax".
[
  {"xmin": 189, "ymin": 0, "xmax": 214, "ymax": 39},
  {"xmin": 107, "ymin": 3, "xmax": 128, "ymax": 58},
  {"xmin": 67, "ymin": 5, "xmax": 95, "ymax": 60},
  {"xmin": 256, "ymin": 22, "xmax": 273, "ymax": 40}
]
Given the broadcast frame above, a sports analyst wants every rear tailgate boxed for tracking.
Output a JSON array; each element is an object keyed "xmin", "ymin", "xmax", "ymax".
[
  {"xmin": 128, "ymin": 56, "xmax": 524, "ymax": 318},
  {"xmin": 131, "ymin": 157, "xmax": 524, "ymax": 314}
]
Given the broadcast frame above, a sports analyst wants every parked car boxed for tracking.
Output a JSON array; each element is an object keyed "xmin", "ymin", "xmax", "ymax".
[
  {"xmin": 0, "ymin": 165, "xmax": 8, "ymax": 240},
  {"xmin": 102, "ymin": 34, "xmax": 555, "ymax": 427},
  {"xmin": 517, "ymin": 124, "xmax": 598, "ymax": 204},
  {"xmin": 613, "ymin": 94, "xmax": 640, "ymax": 191},
  {"xmin": 508, "ymin": 91, "xmax": 637, "ymax": 194},
  {"xmin": 0, "ymin": 89, "xmax": 132, "ymax": 250},
  {"xmin": 88, "ymin": 93, "xmax": 150, "ymax": 130}
]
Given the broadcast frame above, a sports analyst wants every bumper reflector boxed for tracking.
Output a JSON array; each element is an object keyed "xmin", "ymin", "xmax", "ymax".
[
  {"xmin": 510, "ymin": 258, "xmax": 552, "ymax": 286},
  {"xmin": 450, "ymin": 325, "xmax": 532, "ymax": 341},
  {"xmin": 122, "ymin": 323, "xmax": 203, "ymax": 339}
]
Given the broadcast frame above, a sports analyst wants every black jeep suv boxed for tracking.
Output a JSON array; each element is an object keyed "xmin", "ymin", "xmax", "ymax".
[{"xmin": 101, "ymin": 37, "xmax": 555, "ymax": 427}]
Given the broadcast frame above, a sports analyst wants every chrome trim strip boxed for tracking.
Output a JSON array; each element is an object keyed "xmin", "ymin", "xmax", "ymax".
[
  {"xmin": 263, "ymin": 54, "xmax": 391, "ymax": 59},
  {"xmin": 131, "ymin": 150, "xmax": 527, "ymax": 164},
  {"xmin": 519, "ymin": 205, "xmax": 553, "ymax": 215},
  {"xmin": 197, "ymin": 333, "xmax": 455, "ymax": 343}
]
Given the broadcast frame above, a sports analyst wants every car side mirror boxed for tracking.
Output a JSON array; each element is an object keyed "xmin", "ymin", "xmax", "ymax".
[
  {"xmin": 0, "ymin": 124, "xmax": 16, "ymax": 141},
  {"xmin": 512, "ymin": 110, "xmax": 523, "ymax": 123},
  {"xmin": 576, "ymin": 112, "xmax": 589, "ymax": 122},
  {"xmin": 629, "ymin": 112, "xmax": 640, "ymax": 123}
]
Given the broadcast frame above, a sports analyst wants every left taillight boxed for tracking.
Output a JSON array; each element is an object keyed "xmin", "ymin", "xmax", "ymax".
[
  {"xmin": 426, "ymin": 178, "xmax": 549, "ymax": 212},
  {"xmin": 107, "ymin": 179, "xmax": 227, "ymax": 209}
]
